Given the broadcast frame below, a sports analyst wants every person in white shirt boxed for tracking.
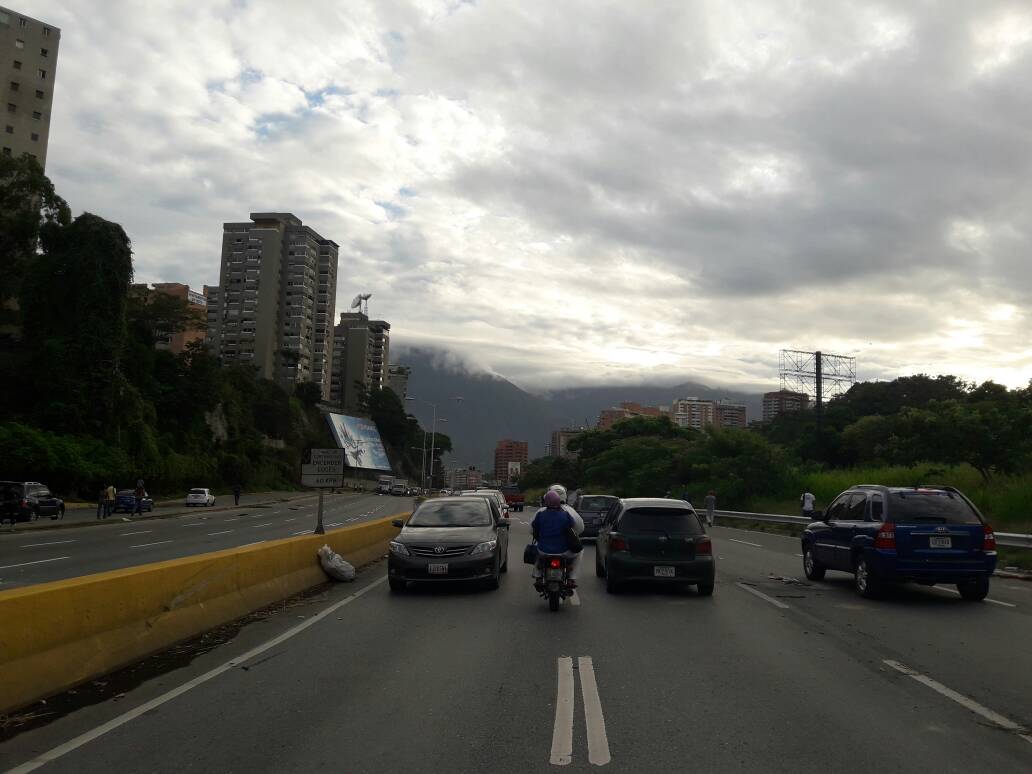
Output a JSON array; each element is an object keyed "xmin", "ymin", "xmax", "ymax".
[{"xmin": 800, "ymin": 491, "xmax": 816, "ymax": 518}]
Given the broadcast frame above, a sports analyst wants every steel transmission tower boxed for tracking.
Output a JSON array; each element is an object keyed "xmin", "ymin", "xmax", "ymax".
[{"xmin": 779, "ymin": 349, "xmax": 856, "ymax": 457}]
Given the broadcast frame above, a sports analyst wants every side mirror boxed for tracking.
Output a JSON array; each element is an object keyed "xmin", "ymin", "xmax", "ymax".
[{"xmin": 391, "ymin": 519, "xmax": 405, "ymax": 528}]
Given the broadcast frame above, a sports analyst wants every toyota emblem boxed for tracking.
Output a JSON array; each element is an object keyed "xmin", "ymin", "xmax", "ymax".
[
  {"xmin": 935, "ymin": 526, "xmax": 949, "ymax": 533},
  {"xmin": 433, "ymin": 546, "xmax": 446, "ymax": 554}
]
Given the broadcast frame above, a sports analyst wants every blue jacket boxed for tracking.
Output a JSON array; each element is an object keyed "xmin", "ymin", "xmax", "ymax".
[{"xmin": 532, "ymin": 507, "xmax": 574, "ymax": 554}]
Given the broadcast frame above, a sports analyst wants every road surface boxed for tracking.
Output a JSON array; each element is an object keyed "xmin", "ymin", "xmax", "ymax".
[
  {"xmin": 0, "ymin": 493, "xmax": 414, "ymax": 590},
  {"xmin": 1, "ymin": 521, "xmax": 1030, "ymax": 773}
]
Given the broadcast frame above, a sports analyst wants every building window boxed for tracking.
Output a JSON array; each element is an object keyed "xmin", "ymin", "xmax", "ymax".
[
  {"xmin": 9, "ymin": 81, "xmax": 18, "ymax": 91},
  {"xmin": 43, "ymin": 27, "xmax": 51, "ymax": 38},
  {"xmin": 4, "ymin": 125, "xmax": 12, "ymax": 134},
  {"xmin": 40, "ymin": 49, "xmax": 48, "ymax": 58},
  {"xmin": 0, "ymin": 12, "xmax": 8, "ymax": 25},
  {"xmin": 15, "ymin": 39, "xmax": 24, "ymax": 49},
  {"xmin": 19, "ymin": 17, "xmax": 27, "ymax": 27},
  {"xmin": 6, "ymin": 104, "xmax": 14, "ymax": 114},
  {"xmin": 35, "ymin": 89, "xmax": 43, "ymax": 99},
  {"xmin": 38, "ymin": 69, "xmax": 47, "ymax": 80},
  {"xmin": 31, "ymin": 110, "xmax": 41, "ymax": 120},
  {"xmin": 30, "ymin": 132, "xmax": 38, "ymax": 141},
  {"xmin": 12, "ymin": 61, "xmax": 21, "ymax": 70}
]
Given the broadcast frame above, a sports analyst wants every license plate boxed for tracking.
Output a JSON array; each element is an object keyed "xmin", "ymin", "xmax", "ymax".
[
  {"xmin": 654, "ymin": 566, "xmax": 675, "ymax": 578},
  {"xmin": 428, "ymin": 563, "xmax": 449, "ymax": 574},
  {"xmin": 929, "ymin": 536, "xmax": 951, "ymax": 549},
  {"xmin": 546, "ymin": 568, "xmax": 563, "ymax": 580}
]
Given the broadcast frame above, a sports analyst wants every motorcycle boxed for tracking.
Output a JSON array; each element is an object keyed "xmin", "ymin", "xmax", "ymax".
[{"xmin": 537, "ymin": 553, "xmax": 574, "ymax": 611}]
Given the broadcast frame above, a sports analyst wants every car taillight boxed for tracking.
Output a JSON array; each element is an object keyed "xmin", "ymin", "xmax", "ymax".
[
  {"xmin": 696, "ymin": 538, "xmax": 712, "ymax": 555},
  {"xmin": 874, "ymin": 523, "xmax": 896, "ymax": 549},
  {"xmin": 610, "ymin": 536, "xmax": 628, "ymax": 551},
  {"xmin": 983, "ymin": 525, "xmax": 996, "ymax": 551},
  {"xmin": 549, "ymin": 558, "xmax": 562, "ymax": 569},
  {"xmin": 20, "ymin": 499, "xmax": 28, "ymax": 508}
]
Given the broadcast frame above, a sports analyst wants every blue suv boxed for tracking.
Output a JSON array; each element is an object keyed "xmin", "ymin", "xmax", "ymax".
[{"xmin": 801, "ymin": 485, "xmax": 996, "ymax": 601}]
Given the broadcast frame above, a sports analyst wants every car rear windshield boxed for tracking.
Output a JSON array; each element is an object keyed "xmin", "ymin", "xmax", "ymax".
[
  {"xmin": 1, "ymin": 483, "xmax": 21, "ymax": 500},
  {"xmin": 408, "ymin": 501, "xmax": 493, "ymax": 527},
  {"xmin": 888, "ymin": 491, "xmax": 981, "ymax": 524},
  {"xmin": 619, "ymin": 508, "xmax": 703, "ymax": 535},
  {"xmin": 189, "ymin": 489, "xmax": 206, "ymax": 495},
  {"xmin": 578, "ymin": 496, "xmax": 614, "ymax": 511}
]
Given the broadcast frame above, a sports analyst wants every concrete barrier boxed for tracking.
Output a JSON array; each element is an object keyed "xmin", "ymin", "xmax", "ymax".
[{"xmin": 0, "ymin": 513, "xmax": 405, "ymax": 716}]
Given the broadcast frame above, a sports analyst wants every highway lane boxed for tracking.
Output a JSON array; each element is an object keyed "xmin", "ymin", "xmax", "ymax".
[
  {"xmin": 0, "ymin": 493, "xmax": 414, "ymax": 590},
  {"xmin": 2, "ymin": 521, "xmax": 1030, "ymax": 773}
]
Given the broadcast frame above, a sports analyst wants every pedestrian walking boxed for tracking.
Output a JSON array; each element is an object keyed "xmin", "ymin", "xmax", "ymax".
[
  {"xmin": 232, "ymin": 483, "xmax": 242, "ymax": 506},
  {"xmin": 704, "ymin": 490, "xmax": 716, "ymax": 527},
  {"xmin": 104, "ymin": 483, "xmax": 116, "ymax": 518},
  {"xmin": 96, "ymin": 486, "xmax": 105, "ymax": 519},
  {"xmin": 801, "ymin": 490, "xmax": 816, "ymax": 519},
  {"xmin": 133, "ymin": 479, "xmax": 146, "ymax": 517}
]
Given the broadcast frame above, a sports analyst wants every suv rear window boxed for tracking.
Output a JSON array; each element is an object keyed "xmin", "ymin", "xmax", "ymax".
[
  {"xmin": 619, "ymin": 507, "xmax": 703, "ymax": 535},
  {"xmin": 1, "ymin": 483, "xmax": 22, "ymax": 500},
  {"xmin": 578, "ymin": 496, "xmax": 614, "ymax": 511},
  {"xmin": 189, "ymin": 489, "xmax": 206, "ymax": 495},
  {"xmin": 888, "ymin": 491, "xmax": 981, "ymax": 524}
]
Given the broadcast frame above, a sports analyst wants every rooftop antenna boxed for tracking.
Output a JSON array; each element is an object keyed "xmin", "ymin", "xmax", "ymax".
[{"xmin": 350, "ymin": 292, "xmax": 372, "ymax": 316}]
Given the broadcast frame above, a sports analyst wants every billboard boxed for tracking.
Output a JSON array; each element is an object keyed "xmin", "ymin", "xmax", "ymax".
[{"xmin": 325, "ymin": 413, "xmax": 391, "ymax": 471}]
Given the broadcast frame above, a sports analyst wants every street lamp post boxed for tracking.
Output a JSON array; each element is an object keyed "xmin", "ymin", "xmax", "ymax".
[{"xmin": 406, "ymin": 397, "xmax": 448, "ymax": 491}]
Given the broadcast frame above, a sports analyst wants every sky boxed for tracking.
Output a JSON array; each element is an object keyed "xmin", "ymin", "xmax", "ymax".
[{"xmin": 32, "ymin": 0, "xmax": 1032, "ymax": 392}]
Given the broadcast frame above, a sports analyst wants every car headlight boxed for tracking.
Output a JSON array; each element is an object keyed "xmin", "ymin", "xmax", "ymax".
[
  {"xmin": 470, "ymin": 539, "xmax": 497, "ymax": 555},
  {"xmin": 388, "ymin": 541, "xmax": 410, "ymax": 556}
]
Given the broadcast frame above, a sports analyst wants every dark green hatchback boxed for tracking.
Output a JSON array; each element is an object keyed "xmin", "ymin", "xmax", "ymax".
[{"xmin": 595, "ymin": 498, "xmax": 715, "ymax": 595}]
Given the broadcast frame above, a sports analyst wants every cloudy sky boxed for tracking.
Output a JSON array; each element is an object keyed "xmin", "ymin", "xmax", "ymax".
[{"xmin": 34, "ymin": 0, "xmax": 1032, "ymax": 391}]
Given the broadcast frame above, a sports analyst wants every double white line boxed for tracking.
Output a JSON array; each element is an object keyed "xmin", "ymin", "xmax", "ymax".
[{"xmin": 551, "ymin": 656, "xmax": 611, "ymax": 766}]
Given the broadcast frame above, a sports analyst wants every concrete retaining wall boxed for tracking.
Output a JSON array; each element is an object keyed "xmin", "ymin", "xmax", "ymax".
[{"xmin": 0, "ymin": 514, "xmax": 404, "ymax": 715}]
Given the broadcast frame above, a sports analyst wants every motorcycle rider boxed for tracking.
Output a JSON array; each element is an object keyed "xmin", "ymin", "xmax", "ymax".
[{"xmin": 531, "ymin": 486, "xmax": 585, "ymax": 588}]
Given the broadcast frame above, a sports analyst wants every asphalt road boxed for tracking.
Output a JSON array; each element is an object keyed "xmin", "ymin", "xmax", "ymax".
[
  {"xmin": 0, "ymin": 493, "xmax": 414, "ymax": 590},
  {"xmin": 2, "ymin": 521, "xmax": 1031, "ymax": 773}
]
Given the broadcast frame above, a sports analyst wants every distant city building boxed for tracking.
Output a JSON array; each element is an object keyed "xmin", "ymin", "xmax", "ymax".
[
  {"xmin": 672, "ymin": 397, "xmax": 716, "ymax": 430},
  {"xmin": 385, "ymin": 364, "xmax": 411, "ymax": 400},
  {"xmin": 763, "ymin": 390, "xmax": 809, "ymax": 422},
  {"xmin": 597, "ymin": 401, "xmax": 665, "ymax": 430},
  {"xmin": 550, "ymin": 429, "xmax": 584, "ymax": 459},
  {"xmin": 0, "ymin": 6, "xmax": 60, "ymax": 169},
  {"xmin": 494, "ymin": 439, "xmax": 529, "ymax": 483},
  {"xmin": 329, "ymin": 311, "xmax": 391, "ymax": 411},
  {"xmin": 449, "ymin": 466, "xmax": 483, "ymax": 490},
  {"xmin": 715, "ymin": 400, "xmax": 748, "ymax": 428},
  {"xmin": 207, "ymin": 213, "xmax": 338, "ymax": 399},
  {"xmin": 131, "ymin": 282, "xmax": 207, "ymax": 354}
]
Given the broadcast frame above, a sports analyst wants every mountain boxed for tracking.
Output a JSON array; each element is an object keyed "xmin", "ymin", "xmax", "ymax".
[{"xmin": 396, "ymin": 347, "xmax": 766, "ymax": 471}]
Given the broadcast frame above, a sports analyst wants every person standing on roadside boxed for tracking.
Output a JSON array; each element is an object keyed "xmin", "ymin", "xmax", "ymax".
[
  {"xmin": 233, "ymin": 483, "xmax": 242, "ymax": 506},
  {"xmin": 96, "ymin": 486, "xmax": 106, "ymax": 519},
  {"xmin": 104, "ymin": 483, "xmax": 116, "ymax": 518},
  {"xmin": 801, "ymin": 490, "xmax": 816, "ymax": 519},
  {"xmin": 704, "ymin": 490, "xmax": 716, "ymax": 527},
  {"xmin": 133, "ymin": 479, "xmax": 146, "ymax": 517}
]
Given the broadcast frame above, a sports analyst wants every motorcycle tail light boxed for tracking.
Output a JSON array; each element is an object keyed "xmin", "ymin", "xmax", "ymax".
[{"xmin": 549, "ymin": 558, "xmax": 562, "ymax": 569}]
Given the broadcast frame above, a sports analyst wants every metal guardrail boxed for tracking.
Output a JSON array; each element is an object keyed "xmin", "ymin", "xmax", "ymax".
[{"xmin": 713, "ymin": 510, "xmax": 1032, "ymax": 549}]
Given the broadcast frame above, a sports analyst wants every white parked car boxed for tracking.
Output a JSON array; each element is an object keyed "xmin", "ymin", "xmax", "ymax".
[{"xmin": 186, "ymin": 488, "xmax": 216, "ymax": 507}]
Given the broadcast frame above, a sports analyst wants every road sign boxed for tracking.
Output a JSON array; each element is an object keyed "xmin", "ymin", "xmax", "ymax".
[
  {"xmin": 302, "ymin": 449, "xmax": 345, "ymax": 487},
  {"xmin": 310, "ymin": 448, "xmax": 346, "ymax": 468},
  {"xmin": 302, "ymin": 463, "xmax": 344, "ymax": 476},
  {"xmin": 301, "ymin": 472, "xmax": 344, "ymax": 488}
]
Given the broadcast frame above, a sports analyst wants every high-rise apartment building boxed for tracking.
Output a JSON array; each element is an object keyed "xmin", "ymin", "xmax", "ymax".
[
  {"xmin": 329, "ymin": 311, "xmax": 391, "ymax": 411},
  {"xmin": 0, "ymin": 7, "xmax": 59, "ymax": 168},
  {"xmin": 597, "ymin": 401, "xmax": 664, "ymax": 430},
  {"xmin": 208, "ymin": 213, "xmax": 338, "ymax": 398},
  {"xmin": 763, "ymin": 390, "xmax": 809, "ymax": 422},
  {"xmin": 449, "ymin": 466, "xmax": 483, "ymax": 491},
  {"xmin": 714, "ymin": 400, "xmax": 747, "ymax": 428},
  {"xmin": 494, "ymin": 439, "xmax": 528, "ymax": 483},
  {"xmin": 550, "ymin": 429, "xmax": 584, "ymax": 459},
  {"xmin": 672, "ymin": 397, "xmax": 716, "ymax": 430},
  {"xmin": 131, "ymin": 282, "xmax": 207, "ymax": 354}
]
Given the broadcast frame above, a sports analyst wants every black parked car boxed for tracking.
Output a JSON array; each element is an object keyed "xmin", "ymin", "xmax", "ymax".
[
  {"xmin": 0, "ymin": 481, "xmax": 65, "ymax": 523},
  {"xmin": 113, "ymin": 489, "xmax": 154, "ymax": 513},
  {"xmin": 573, "ymin": 494, "xmax": 619, "ymax": 538},
  {"xmin": 387, "ymin": 496, "xmax": 510, "ymax": 592},
  {"xmin": 596, "ymin": 498, "xmax": 714, "ymax": 595}
]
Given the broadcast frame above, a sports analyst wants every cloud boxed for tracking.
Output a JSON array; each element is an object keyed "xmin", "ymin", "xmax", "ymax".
[{"xmin": 34, "ymin": 0, "xmax": 1032, "ymax": 392}]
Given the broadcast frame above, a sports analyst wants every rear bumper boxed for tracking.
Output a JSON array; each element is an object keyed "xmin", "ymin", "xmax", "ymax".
[
  {"xmin": 388, "ymin": 553, "xmax": 496, "ymax": 582},
  {"xmin": 868, "ymin": 549, "xmax": 996, "ymax": 582},
  {"xmin": 609, "ymin": 554, "xmax": 715, "ymax": 583}
]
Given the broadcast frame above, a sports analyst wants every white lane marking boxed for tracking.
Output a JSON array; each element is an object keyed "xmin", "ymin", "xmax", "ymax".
[
  {"xmin": 931, "ymin": 586, "xmax": 1016, "ymax": 608},
  {"xmin": 283, "ymin": 518, "xmax": 297, "ymax": 523},
  {"xmin": 6, "ymin": 576, "xmax": 388, "ymax": 774},
  {"xmin": 883, "ymin": 660, "xmax": 1032, "ymax": 744},
  {"xmin": 291, "ymin": 530, "xmax": 310, "ymax": 536},
  {"xmin": 569, "ymin": 591, "xmax": 580, "ymax": 607},
  {"xmin": 181, "ymin": 522, "xmax": 206, "ymax": 527},
  {"xmin": 20, "ymin": 540, "xmax": 77, "ymax": 548},
  {"xmin": 736, "ymin": 582, "xmax": 790, "ymax": 609},
  {"xmin": 326, "ymin": 522, "xmax": 342, "ymax": 527},
  {"xmin": 1004, "ymin": 585, "xmax": 1030, "ymax": 592},
  {"xmin": 0, "ymin": 556, "xmax": 71, "ymax": 570},
  {"xmin": 578, "ymin": 657, "xmax": 611, "ymax": 766},
  {"xmin": 223, "ymin": 518, "xmax": 240, "ymax": 523},
  {"xmin": 239, "ymin": 541, "xmax": 264, "ymax": 547},
  {"xmin": 207, "ymin": 530, "xmax": 233, "ymax": 536},
  {"xmin": 728, "ymin": 538, "xmax": 762, "ymax": 548},
  {"xmin": 715, "ymin": 525, "xmax": 799, "ymax": 540},
  {"xmin": 129, "ymin": 541, "xmax": 173, "ymax": 549},
  {"xmin": 119, "ymin": 530, "xmax": 151, "ymax": 536},
  {"xmin": 550, "ymin": 657, "xmax": 575, "ymax": 766},
  {"xmin": 796, "ymin": 553, "xmax": 804, "ymax": 557},
  {"xmin": 251, "ymin": 522, "xmax": 272, "ymax": 528}
]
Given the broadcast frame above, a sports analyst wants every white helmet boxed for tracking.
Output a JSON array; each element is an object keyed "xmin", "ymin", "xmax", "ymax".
[{"xmin": 547, "ymin": 484, "xmax": 568, "ymax": 504}]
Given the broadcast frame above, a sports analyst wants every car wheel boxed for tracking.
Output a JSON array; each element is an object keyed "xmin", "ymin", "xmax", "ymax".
[
  {"xmin": 500, "ymin": 552, "xmax": 508, "ymax": 573},
  {"xmin": 803, "ymin": 546, "xmax": 826, "ymax": 581},
  {"xmin": 485, "ymin": 565, "xmax": 501, "ymax": 590},
  {"xmin": 854, "ymin": 555, "xmax": 883, "ymax": 599},
  {"xmin": 697, "ymin": 582, "xmax": 715, "ymax": 596},
  {"xmin": 605, "ymin": 561, "xmax": 620, "ymax": 594},
  {"xmin": 957, "ymin": 577, "xmax": 989, "ymax": 601},
  {"xmin": 388, "ymin": 577, "xmax": 407, "ymax": 593}
]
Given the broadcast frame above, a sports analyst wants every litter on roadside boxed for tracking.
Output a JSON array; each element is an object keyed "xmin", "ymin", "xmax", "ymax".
[{"xmin": 317, "ymin": 544, "xmax": 356, "ymax": 582}]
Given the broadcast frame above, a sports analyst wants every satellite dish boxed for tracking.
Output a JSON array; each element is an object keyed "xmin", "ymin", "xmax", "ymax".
[
  {"xmin": 350, "ymin": 295, "xmax": 362, "ymax": 310},
  {"xmin": 360, "ymin": 293, "xmax": 372, "ymax": 302}
]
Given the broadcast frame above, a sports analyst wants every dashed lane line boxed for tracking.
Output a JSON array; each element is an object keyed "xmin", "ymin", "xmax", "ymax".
[
  {"xmin": 0, "ymin": 556, "xmax": 71, "ymax": 570},
  {"xmin": 291, "ymin": 530, "xmax": 310, "ymax": 536},
  {"xmin": 728, "ymin": 538, "xmax": 763, "ymax": 548},
  {"xmin": 119, "ymin": 531, "xmax": 151, "ymax": 536},
  {"xmin": 930, "ymin": 585, "xmax": 1017, "ymax": 608},
  {"xmin": 578, "ymin": 657, "xmax": 612, "ymax": 766},
  {"xmin": 251, "ymin": 523, "xmax": 273, "ymax": 528},
  {"xmin": 129, "ymin": 541, "xmax": 173, "ymax": 549},
  {"xmin": 207, "ymin": 530, "xmax": 233, "ymax": 536},
  {"xmin": 550, "ymin": 657, "xmax": 575, "ymax": 766},
  {"xmin": 736, "ymin": 581, "xmax": 790, "ymax": 609},
  {"xmin": 884, "ymin": 660, "xmax": 1032, "ymax": 744},
  {"xmin": 19, "ymin": 540, "xmax": 77, "ymax": 548}
]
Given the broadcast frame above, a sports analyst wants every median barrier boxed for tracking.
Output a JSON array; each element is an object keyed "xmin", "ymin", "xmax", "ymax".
[{"xmin": 0, "ymin": 513, "xmax": 406, "ymax": 716}]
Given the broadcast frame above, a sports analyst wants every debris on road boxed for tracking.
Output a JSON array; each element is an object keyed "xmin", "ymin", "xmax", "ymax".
[{"xmin": 318, "ymin": 544, "xmax": 356, "ymax": 582}]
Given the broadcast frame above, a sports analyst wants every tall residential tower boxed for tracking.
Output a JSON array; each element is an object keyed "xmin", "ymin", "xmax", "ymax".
[{"xmin": 1, "ymin": 6, "xmax": 59, "ymax": 168}]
